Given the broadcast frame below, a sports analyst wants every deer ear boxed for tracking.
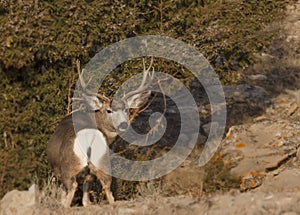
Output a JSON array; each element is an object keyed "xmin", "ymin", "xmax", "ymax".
[{"xmin": 127, "ymin": 91, "xmax": 151, "ymax": 109}]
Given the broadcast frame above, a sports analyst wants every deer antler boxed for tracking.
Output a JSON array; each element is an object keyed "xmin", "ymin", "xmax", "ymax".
[
  {"xmin": 76, "ymin": 59, "xmax": 110, "ymax": 102},
  {"xmin": 123, "ymin": 57, "xmax": 155, "ymax": 100}
]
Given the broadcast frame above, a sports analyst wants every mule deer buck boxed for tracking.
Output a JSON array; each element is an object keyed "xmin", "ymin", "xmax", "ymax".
[{"xmin": 47, "ymin": 59, "xmax": 154, "ymax": 207}]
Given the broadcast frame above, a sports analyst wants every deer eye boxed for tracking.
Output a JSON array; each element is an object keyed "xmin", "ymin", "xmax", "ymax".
[{"xmin": 106, "ymin": 109, "xmax": 112, "ymax": 113}]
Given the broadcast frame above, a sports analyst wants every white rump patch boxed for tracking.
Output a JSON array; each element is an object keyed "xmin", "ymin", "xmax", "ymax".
[{"xmin": 73, "ymin": 129, "xmax": 108, "ymax": 169}]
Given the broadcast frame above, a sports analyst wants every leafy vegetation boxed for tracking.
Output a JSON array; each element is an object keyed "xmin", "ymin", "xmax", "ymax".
[{"xmin": 0, "ymin": 0, "xmax": 296, "ymax": 199}]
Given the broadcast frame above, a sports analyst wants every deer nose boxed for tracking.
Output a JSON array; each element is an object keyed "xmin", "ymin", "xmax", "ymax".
[{"xmin": 118, "ymin": 122, "xmax": 128, "ymax": 131}]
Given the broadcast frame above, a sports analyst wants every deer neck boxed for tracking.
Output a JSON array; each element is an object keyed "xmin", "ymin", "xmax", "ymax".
[
  {"xmin": 98, "ymin": 126, "xmax": 117, "ymax": 145},
  {"xmin": 90, "ymin": 112, "xmax": 117, "ymax": 145}
]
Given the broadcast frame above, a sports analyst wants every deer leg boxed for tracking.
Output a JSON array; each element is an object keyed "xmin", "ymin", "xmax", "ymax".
[
  {"xmin": 99, "ymin": 175, "xmax": 114, "ymax": 204},
  {"xmin": 82, "ymin": 174, "xmax": 92, "ymax": 206},
  {"xmin": 82, "ymin": 182, "xmax": 90, "ymax": 206},
  {"xmin": 89, "ymin": 164, "xmax": 114, "ymax": 204},
  {"xmin": 63, "ymin": 178, "xmax": 78, "ymax": 208},
  {"xmin": 88, "ymin": 135, "xmax": 114, "ymax": 204}
]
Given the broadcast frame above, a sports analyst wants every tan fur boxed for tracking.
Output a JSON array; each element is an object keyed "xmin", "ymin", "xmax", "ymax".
[
  {"xmin": 47, "ymin": 60, "xmax": 153, "ymax": 207},
  {"xmin": 47, "ymin": 102, "xmax": 120, "ymax": 207}
]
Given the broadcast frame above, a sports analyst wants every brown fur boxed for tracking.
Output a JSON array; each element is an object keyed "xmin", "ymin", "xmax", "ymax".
[{"xmin": 47, "ymin": 101, "xmax": 120, "ymax": 207}]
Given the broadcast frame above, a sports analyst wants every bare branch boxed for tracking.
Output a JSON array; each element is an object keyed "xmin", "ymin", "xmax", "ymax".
[
  {"xmin": 123, "ymin": 57, "xmax": 155, "ymax": 100},
  {"xmin": 3, "ymin": 131, "xmax": 8, "ymax": 148}
]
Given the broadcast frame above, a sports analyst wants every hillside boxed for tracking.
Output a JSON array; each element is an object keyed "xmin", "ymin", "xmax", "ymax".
[{"xmin": 1, "ymin": 0, "xmax": 300, "ymax": 214}]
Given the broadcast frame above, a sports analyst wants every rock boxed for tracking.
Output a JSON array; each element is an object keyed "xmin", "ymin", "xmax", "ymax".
[
  {"xmin": 221, "ymin": 119, "xmax": 300, "ymax": 178},
  {"xmin": 259, "ymin": 169, "xmax": 300, "ymax": 192},
  {"xmin": 224, "ymin": 84, "xmax": 268, "ymax": 103},
  {"xmin": 288, "ymin": 102, "xmax": 299, "ymax": 116},
  {"xmin": 286, "ymin": 89, "xmax": 300, "ymax": 107},
  {"xmin": 0, "ymin": 184, "xmax": 48, "ymax": 215},
  {"xmin": 201, "ymin": 122, "xmax": 220, "ymax": 137},
  {"xmin": 201, "ymin": 122, "xmax": 211, "ymax": 136},
  {"xmin": 240, "ymin": 171, "xmax": 265, "ymax": 191},
  {"xmin": 196, "ymin": 133, "xmax": 207, "ymax": 145}
]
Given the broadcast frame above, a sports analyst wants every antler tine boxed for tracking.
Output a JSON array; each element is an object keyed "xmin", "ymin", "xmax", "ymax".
[
  {"xmin": 140, "ymin": 57, "xmax": 153, "ymax": 88},
  {"xmin": 76, "ymin": 60, "xmax": 94, "ymax": 91},
  {"xmin": 71, "ymin": 103, "xmax": 85, "ymax": 114},
  {"xmin": 76, "ymin": 59, "xmax": 111, "ymax": 102},
  {"xmin": 76, "ymin": 59, "xmax": 87, "ymax": 89},
  {"xmin": 96, "ymin": 93, "xmax": 111, "ymax": 102},
  {"xmin": 123, "ymin": 57, "xmax": 155, "ymax": 100}
]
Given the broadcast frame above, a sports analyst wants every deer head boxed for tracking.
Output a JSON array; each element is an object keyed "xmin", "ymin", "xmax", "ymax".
[{"xmin": 73, "ymin": 58, "xmax": 155, "ymax": 139}]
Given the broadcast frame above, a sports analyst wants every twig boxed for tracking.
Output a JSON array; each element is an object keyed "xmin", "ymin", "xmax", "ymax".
[
  {"xmin": 157, "ymin": 78, "xmax": 167, "ymax": 116},
  {"xmin": 159, "ymin": 0, "xmax": 163, "ymax": 33},
  {"xmin": 67, "ymin": 59, "xmax": 81, "ymax": 114},
  {"xmin": 3, "ymin": 131, "xmax": 8, "ymax": 148},
  {"xmin": 153, "ymin": 0, "xmax": 164, "ymax": 33}
]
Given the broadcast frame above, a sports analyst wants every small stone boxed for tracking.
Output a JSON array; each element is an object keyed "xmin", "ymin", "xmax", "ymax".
[
  {"xmin": 201, "ymin": 122, "xmax": 219, "ymax": 136},
  {"xmin": 0, "ymin": 184, "xmax": 40, "ymax": 215},
  {"xmin": 197, "ymin": 134, "xmax": 207, "ymax": 145},
  {"xmin": 249, "ymin": 74, "xmax": 267, "ymax": 81},
  {"xmin": 253, "ymin": 115, "xmax": 268, "ymax": 122}
]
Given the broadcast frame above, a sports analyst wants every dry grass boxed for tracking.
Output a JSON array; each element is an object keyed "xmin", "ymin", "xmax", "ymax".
[
  {"xmin": 39, "ymin": 175, "xmax": 65, "ymax": 209},
  {"xmin": 135, "ymin": 180, "xmax": 164, "ymax": 200}
]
